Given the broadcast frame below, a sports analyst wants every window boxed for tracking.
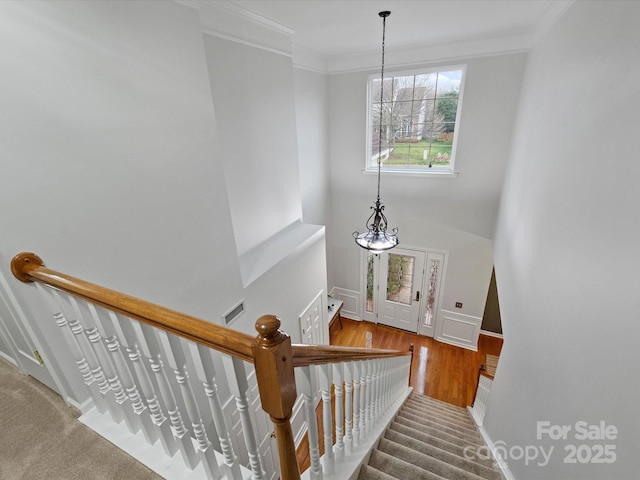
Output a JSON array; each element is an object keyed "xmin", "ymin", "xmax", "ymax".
[{"xmin": 366, "ymin": 66, "xmax": 465, "ymax": 175}]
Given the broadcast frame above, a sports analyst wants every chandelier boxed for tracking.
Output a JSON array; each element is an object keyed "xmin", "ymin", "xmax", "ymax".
[{"xmin": 353, "ymin": 10, "xmax": 399, "ymax": 254}]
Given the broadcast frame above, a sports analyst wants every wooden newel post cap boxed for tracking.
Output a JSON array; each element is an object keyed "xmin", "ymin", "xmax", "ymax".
[
  {"xmin": 11, "ymin": 252, "xmax": 44, "ymax": 283},
  {"xmin": 255, "ymin": 315, "xmax": 283, "ymax": 344}
]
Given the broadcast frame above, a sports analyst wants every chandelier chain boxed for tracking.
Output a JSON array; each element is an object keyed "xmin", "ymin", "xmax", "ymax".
[{"xmin": 376, "ymin": 12, "xmax": 388, "ymax": 202}]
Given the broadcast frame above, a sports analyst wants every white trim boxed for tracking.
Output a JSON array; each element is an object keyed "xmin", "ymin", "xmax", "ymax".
[
  {"xmin": 292, "ymin": 45, "xmax": 328, "ymax": 73},
  {"xmin": 436, "ymin": 309, "xmax": 482, "ymax": 351},
  {"xmin": 329, "ymin": 287, "xmax": 360, "ymax": 321},
  {"xmin": 202, "ymin": 28, "xmax": 292, "ymax": 58},
  {"xmin": 210, "ymin": 1, "xmax": 296, "ymax": 37},
  {"xmin": 197, "ymin": 1, "xmax": 293, "ymax": 56},
  {"xmin": 480, "ymin": 329, "xmax": 504, "ymax": 339},
  {"xmin": 531, "ymin": 0, "xmax": 576, "ymax": 44},
  {"xmin": 328, "ymin": 36, "xmax": 532, "ymax": 75},
  {"xmin": 467, "ymin": 416, "xmax": 517, "ymax": 480}
]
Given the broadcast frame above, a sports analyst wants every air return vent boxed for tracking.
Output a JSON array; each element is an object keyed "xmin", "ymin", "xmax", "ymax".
[{"xmin": 223, "ymin": 300, "xmax": 245, "ymax": 325}]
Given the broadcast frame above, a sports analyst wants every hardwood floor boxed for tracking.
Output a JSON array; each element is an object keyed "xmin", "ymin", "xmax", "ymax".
[
  {"xmin": 295, "ymin": 317, "xmax": 503, "ymax": 472},
  {"xmin": 330, "ymin": 318, "xmax": 503, "ymax": 408}
]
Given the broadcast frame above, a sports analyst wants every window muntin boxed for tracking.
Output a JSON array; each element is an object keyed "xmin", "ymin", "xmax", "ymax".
[{"xmin": 367, "ymin": 66, "xmax": 465, "ymax": 174}]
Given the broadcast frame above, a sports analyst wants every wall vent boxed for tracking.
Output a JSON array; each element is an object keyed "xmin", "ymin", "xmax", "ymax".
[{"xmin": 223, "ymin": 300, "xmax": 245, "ymax": 325}]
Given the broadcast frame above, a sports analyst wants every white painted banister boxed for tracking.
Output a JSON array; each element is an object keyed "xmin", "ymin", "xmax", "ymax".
[
  {"xmin": 14, "ymin": 252, "xmax": 413, "ymax": 480},
  {"xmin": 332, "ymin": 363, "xmax": 344, "ymax": 462},
  {"xmin": 189, "ymin": 341, "xmax": 243, "ymax": 480},
  {"xmin": 318, "ymin": 363, "xmax": 335, "ymax": 475},
  {"xmin": 471, "ymin": 373, "xmax": 493, "ymax": 426},
  {"xmin": 224, "ymin": 355, "xmax": 266, "ymax": 480},
  {"xmin": 343, "ymin": 362, "xmax": 354, "ymax": 455},
  {"xmin": 299, "ymin": 365, "xmax": 322, "ymax": 480}
]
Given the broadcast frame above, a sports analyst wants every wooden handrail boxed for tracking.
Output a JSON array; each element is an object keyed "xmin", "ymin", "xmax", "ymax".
[
  {"xmin": 11, "ymin": 251, "xmax": 410, "ymax": 480},
  {"xmin": 11, "ymin": 252, "xmax": 255, "ymax": 362},
  {"xmin": 291, "ymin": 344, "xmax": 410, "ymax": 367}
]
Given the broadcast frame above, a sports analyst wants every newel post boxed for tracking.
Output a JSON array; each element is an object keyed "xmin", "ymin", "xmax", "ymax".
[{"xmin": 253, "ymin": 315, "xmax": 300, "ymax": 480}]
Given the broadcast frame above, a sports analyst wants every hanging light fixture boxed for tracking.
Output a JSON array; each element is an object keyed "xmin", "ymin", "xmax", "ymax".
[{"xmin": 353, "ymin": 10, "xmax": 399, "ymax": 254}]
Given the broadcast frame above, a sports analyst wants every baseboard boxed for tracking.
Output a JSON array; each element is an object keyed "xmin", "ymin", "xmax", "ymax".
[
  {"xmin": 480, "ymin": 329, "xmax": 504, "ymax": 339},
  {"xmin": 468, "ymin": 412, "xmax": 516, "ymax": 480},
  {"xmin": 80, "ymin": 407, "xmax": 253, "ymax": 479},
  {"xmin": 0, "ymin": 350, "xmax": 18, "ymax": 366}
]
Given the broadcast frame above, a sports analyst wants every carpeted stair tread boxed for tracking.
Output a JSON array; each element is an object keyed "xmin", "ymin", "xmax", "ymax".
[
  {"xmin": 377, "ymin": 438, "xmax": 492, "ymax": 480},
  {"xmin": 402, "ymin": 400, "xmax": 475, "ymax": 430},
  {"xmin": 389, "ymin": 422, "xmax": 496, "ymax": 469},
  {"xmin": 358, "ymin": 393, "xmax": 501, "ymax": 480},
  {"xmin": 384, "ymin": 429, "xmax": 501, "ymax": 480},
  {"xmin": 407, "ymin": 394, "xmax": 474, "ymax": 419},
  {"xmin": 368, "ymin": 449, "xmax": 447, "ymax": 480},
  {"xmin": 357, "ymin": 464, "xmax": 399, "ymax": 480},
  {"xmin": 393, "ymin": 415, "xmax": 485, "ymax": 449},
  {"xmin": 399, "ymin": 404, "xmax": 481, "ymax": 438},
  {"xmin": 407, "ymin": 393, "xmax": 470, "ymax": 413}
]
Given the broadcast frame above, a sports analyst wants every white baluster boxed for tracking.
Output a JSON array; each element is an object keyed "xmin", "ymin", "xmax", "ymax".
[
  {"xmin": 299, "ymin": 365, "xmax": 322, "ymax": 480},
  {"xmin": 223, "ymin": 356, "xmax": 265, "ymax": 480},
  {"xmin": 60, "ymin": 295, "xmax": 117, "ymax": 420},
  {"xmin": 332, "ymin": 363, "xmax": 344, "ymax": 462},
  {"xmin": 352, "ymin": 361, "xmax": 361, "ymax": 447},
  {"xmin": 382, "ymin": 358, "xmax": 391, "ymax": 412},
  {"xmin": 188, "ymin": 341, "xmax": 242, "ymax": 480},
  {"xmin": 35, "ymin": 284, "xmax": 107, "ymax": 413},
  {"xmin": 102, "ymin": 311, "xmax": 159, "ymax": 445},
  {"xmin": 343, "ymin": 362, "xmax": 353, "ymax": 455},
  {"xmin": 318, "ymin": 363, "xmax": 335, "ymax": 475},
  {"xmin": 371, "ymin": 359, "xmax": 380, "ymax": 425},
  {"xmin": 115, "ymin": 315, "xmax": 178, "ymax": 457},
  {"xmin": 364, "ymin": 360, "xmax": 372, "ymax": 433},
  {"xmin": 83, "ymin": 304, "xmax": 141, "ymax": 434},
  {"xmin": 138, "ymin": 323, "xmax": 199, "ymax": 470},
  {"xmin": 159, "ymin": 332, "xmax": 220, "ymax": 480}
]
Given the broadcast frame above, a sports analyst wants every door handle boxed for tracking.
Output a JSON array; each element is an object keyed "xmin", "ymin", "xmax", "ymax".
[{"xmin": 415, "ymin": 291, "xmax": 420, "ymax": 302}]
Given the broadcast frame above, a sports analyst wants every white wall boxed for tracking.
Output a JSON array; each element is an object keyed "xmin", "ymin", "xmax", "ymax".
[
  {"xmin": 0, "ymin": 0, "xmax": 244, "ymax": 401},
  {"xmin": 328, "ymin": 53, "xmax": 527, "ymax": 319},
  {"xmin": 203, "ymin": 34, "xmax": 303, "ymax": 257},
  {"xmin": 488, "ymin": 2, "xmax": 640, "ymax": 478},
  {"xmin": 293, "ymin": 67, "xmax": 332, "ymax": 286}
]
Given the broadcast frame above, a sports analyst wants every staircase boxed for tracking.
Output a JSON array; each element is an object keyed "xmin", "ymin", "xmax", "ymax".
[{"xmin": 358, "ymin": 393, "xmax": 501, "ymax": 480}]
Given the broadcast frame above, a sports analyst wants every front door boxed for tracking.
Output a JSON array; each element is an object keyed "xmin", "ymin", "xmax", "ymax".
[{"xmin": 377, "ymin": 249, "xmax": 425, "ymax": 333}]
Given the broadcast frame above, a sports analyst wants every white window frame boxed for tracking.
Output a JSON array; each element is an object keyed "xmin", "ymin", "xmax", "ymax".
[{"xmin": 365, "ymin": 64, "xmax": 466, "ymax": 177}]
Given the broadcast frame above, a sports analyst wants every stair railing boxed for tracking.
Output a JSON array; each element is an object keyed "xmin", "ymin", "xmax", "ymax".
[
  {"xmin": 471, "ymin": 366, "xmax": 494, "ymax": 427},
  {"xmin": 11, "ymin": 252, "xmax": 412, "ymax": 480}
]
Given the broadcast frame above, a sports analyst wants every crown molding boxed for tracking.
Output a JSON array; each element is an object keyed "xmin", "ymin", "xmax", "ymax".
[
  {"xmin": 531, "ymin": 0, "xmax": 575, "ymax": 43},
  {"xmin": 195, "ymin": 0, "xmax": 294, "ymax": 55},
  {"xmin": 179, "ymin": 0, "xmax": 574, "ymax": 75},
  {"xmin": 326, "ymin": 33, "xmax": 533, "ymax": 74}
]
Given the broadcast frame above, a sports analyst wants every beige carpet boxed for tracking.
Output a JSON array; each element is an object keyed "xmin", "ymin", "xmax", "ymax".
[
  {"xmin": 358, "ymin": 393, "xmax": 501, "ymax": 480},
  {"xmin": 0, "ymin": 357, "xmax": 162, "ymax": 480}
]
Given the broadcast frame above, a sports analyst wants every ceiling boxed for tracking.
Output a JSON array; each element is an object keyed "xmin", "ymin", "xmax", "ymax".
[{"xmin": 227, "ymin": 0, "xmax": 573, "ymax": 58}]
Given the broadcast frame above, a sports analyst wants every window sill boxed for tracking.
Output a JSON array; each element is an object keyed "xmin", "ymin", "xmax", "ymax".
[{"xmin": 363, "ymin": 168, "xmax": 459, "ymax": 178}]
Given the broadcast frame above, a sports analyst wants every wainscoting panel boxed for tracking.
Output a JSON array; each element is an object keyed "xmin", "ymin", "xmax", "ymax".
[
  {"xmin": 435, "ymin": 309, "xmax": 482, "ymax": 351},
  {"xmin": 329, "ymin": 288, "xmax": 360, "ymax": 320}
]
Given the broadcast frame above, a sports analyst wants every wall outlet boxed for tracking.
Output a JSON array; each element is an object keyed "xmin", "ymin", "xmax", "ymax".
[{"xmin": 455, "ymin": 302, "xmax": 463, "ymax": 308}]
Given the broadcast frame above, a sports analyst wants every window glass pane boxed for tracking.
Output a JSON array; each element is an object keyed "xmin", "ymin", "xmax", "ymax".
[
  {"xmin": 436, "ymin": 71, "xmax": 462, "ymax": 97},
  {"xmin": 386, "ymin": 254, "xmax": 414, "ymax": 305},
  {"xmin": 414, "ymin": 73, "xmax": 437, "ymax": 98},
  {"xmin": 366, "ymin": 253, "xmax": 375, "ymax": 313},
  {"xmin": 368, "ymin": 67, "xmax": 463, "ymax": 172},
  {"xmin": 436, "ymin": 94, "xmax": 458, "ymax": 126}
]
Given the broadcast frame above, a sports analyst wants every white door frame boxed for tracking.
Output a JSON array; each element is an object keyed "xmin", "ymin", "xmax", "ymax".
[{"xmin": 360, "ymin": 247, "xmax": 448, "ymax": 337}]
